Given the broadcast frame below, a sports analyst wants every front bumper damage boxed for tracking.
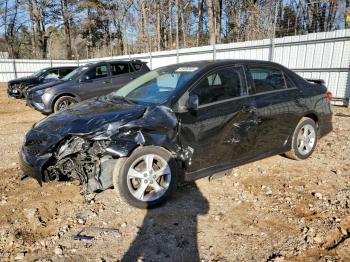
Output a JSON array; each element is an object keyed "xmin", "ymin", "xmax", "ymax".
[
  {"xmin": 19, "ymin": 149, "xmax": 50, "ymax": 185},
  {"xmin": 20, "ymin": 105, "xmax": 194, "ymax": 193},
  {"xmin": 20, "ymin": 131, "xmax": 119, "ymax": 193},
  {"xmin": 7, "ymin": 83, "xmax": 24, "ymax": 98}
]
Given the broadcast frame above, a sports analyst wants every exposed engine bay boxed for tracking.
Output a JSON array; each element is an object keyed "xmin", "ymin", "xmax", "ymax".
[{"xmin": 45, "ymin": 137, "xmax": 116, "ymax": 193}]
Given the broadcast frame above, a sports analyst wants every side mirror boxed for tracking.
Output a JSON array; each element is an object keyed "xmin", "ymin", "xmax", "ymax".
[{"xmin": 187, "ymin": 95, "xmax": 199, "ymax": 111}]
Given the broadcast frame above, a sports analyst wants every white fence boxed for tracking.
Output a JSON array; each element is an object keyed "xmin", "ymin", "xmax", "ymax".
[{"xmin": 1, "ymin": 29, "xmax": 349, "ymax": 101}]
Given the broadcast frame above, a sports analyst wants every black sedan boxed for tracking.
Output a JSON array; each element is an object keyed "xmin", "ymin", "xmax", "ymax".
[
  {"xmin": 7, "ymin": 66, "xmax": 77, "ymax": 98},
  {"xmin": 20, "ymin": 60, "xmax": 333, "ymax": 208}
]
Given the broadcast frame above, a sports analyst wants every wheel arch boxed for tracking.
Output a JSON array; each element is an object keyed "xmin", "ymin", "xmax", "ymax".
[
  {"xmin": 51, "ymin": 93, "xmax": 80, "ymax": 112},
  {"xmin": 301, "ymin": 112, "xmax": 320, "ymax": 131}
]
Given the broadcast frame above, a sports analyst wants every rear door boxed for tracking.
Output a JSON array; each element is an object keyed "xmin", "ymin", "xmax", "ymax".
[
  {"xmin": 178, "ymin": 65, "xmax": 259, "ymax": 173},
  {"xmin": 109, "ymin": 62, "xmax": 134, "ymax": 92},
  {"xmin": 79, "ymin": 63, "xmax": 112, "ymax": 99},
  {"xmin": 247, "ymin": 65, "xmax": 303, "ymax": 153}
]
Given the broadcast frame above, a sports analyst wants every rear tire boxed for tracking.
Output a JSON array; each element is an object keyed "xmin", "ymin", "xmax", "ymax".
[
  {"xmin": 53, "ymin": 96, "xmax": 77, "ymax": 113},
  {"xmin": 112, "ymin": 146, "xmax": 178, "ymax": 209},
  {"xmin": 285, "ymin": 117, "xmax": 318, "ymax": 160}
]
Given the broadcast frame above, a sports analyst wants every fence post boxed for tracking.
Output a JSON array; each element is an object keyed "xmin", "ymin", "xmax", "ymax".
[
  {"xmin": 213, "ymin": 43, "xmax": 216, "ymax": 61},
  {"xmin": 176, "ymin": 9, "xmax": 179, "ymax": 63},
  {"xmin": 149, "ymin": 51, "xmax": 153, "ymax": 70},
  {"xmin": 176, "ymin": 48, "xmax": 179, "ymax": 63},
  {"xmin": 213, "ymin": 19, "xmax": 216, "ymax": 60},
  {"xmin": 269, "ymin": 1, "xmax": 278, "ymax": 62},
  {"xmin": 12, "ymin": 59, "xmax": 17, "ymax": 79}
]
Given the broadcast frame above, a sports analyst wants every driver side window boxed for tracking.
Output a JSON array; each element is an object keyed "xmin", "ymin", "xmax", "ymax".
[
  {"xmin": 85, "ymin": 64, "xmax": 108, "ymax": 80},
  {"xmin": 43, "ymin": 69, "xmax": 59, "ymax": 79},
  {"xmin": 190, "ymin": 67, "xmax": 246, "ymax": 106}
]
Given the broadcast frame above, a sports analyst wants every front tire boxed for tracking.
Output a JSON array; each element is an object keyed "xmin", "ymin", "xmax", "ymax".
[
  {"xmin": 53, "ymin": 96, "xmax": 77, "ymax": 113},
  {"xmin": 113, "ymin": 146, "xmax": 178, "ymax": 209},
  {"xmin": 285, "ymin": 117, "xmax": 318, "ymax": 160}
]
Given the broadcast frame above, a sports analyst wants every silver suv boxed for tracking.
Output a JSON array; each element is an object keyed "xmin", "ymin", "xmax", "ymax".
[{"xmin": 26, "ymin": 60, "xmax": 150, "ymax": 114}]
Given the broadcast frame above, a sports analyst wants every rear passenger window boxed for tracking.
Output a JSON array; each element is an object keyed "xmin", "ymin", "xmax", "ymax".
[
  {"xmin": 128, "ymin": 63, "xmax": 135, "ymax": 73},
  {"xmin": 249, "ymin": 67, "xmax": 286, "ymax": 93},
  {"xmin": 111, "ymin": 63, "xmax": 129, "ymax": 75},
  {"xmin": 190, "ymin": 67, "xmax": 246, "ymax": 106},
  {"xmin": 285, "ymin": 75, "xmax": 296, "ymax": 89},
  {"xmin": 133, "ymin": 63, "xmax": 142, "ymax": 71}
]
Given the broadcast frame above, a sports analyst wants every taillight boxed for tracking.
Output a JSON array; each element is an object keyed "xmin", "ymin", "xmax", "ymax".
[{"xmin": 326, "ymin": 91, "xmax": 333, "ymax": 101}]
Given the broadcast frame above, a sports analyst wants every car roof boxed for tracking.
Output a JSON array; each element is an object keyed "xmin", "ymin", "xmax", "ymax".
[
  {"xmin": 45, "ymin": 66, "xmax": 78, "ymax": 69},
  {"xmin": 92, "ymin": 59, "xmax": 146, "ymax": 65},
  {"xmin": 159, "ymin": 59, "xmax": 285, "ymax": 71}
]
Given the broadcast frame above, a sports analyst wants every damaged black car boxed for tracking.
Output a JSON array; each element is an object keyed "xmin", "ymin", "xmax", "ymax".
[
  {"xmin": 20, "ymin": 60, "xmax": 333, "ymax": 208},
  {"xmin": 7, "ymin": 66, "xmax": 77, "ymax": 99}
]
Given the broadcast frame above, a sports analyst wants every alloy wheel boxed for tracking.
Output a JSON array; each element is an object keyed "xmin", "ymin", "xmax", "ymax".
[
  {"xmin": 297, "ymin": 123, "xmax": 316, "ymax": 155},
  {"xmin": 58, "ymin": 100, "xmax": 73, "ymax": 111},
  {"xmin": 126, "ymin": 154, "xmax": 171, "ymax": 202}
]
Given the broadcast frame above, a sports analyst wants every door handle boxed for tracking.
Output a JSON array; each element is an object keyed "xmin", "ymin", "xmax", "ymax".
[{"xmin": 103, "ymin": 80, "xmax": 111, "ymax": 84}]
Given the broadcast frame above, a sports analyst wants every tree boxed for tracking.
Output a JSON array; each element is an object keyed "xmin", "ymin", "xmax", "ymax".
[
  {"xmin": 1, "ymin": 0, "xmax": 25, "ymax": 58},
  {"xmin": 60, "ymin": 0, "xmax": 73, "ymax": 59},
  {"xmin": 0, "ymin": 0, "xmax": 348, "ymax": 59}
]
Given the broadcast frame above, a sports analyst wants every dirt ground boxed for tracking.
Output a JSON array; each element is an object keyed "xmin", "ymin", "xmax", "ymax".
[{"xmin": 0, "ymin": 84, "xmax": 350, "ymax": 262}]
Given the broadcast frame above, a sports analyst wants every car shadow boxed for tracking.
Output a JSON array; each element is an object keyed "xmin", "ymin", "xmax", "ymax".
[{"xmin": 121, "ymin": 182, "xmax": 209, "ymax": 262}]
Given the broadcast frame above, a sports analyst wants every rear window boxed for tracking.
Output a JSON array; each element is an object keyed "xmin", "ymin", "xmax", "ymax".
[{"xmin": 249, "ymin": 67, "xmax": 287, "ymax": 93}]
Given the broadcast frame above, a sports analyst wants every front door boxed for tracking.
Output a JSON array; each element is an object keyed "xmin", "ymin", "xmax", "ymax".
[
  {"xmin": 79, "ymin": 63, "xmax": 112, "ymax": 99},
  {"xmin": 178, "ymin": 65, "xmax": 259, "ymax": 173}
]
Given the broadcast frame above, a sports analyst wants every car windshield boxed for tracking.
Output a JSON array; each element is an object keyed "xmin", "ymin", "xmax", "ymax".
[
  {"xmin": 111, "ymin": 66, "xmax": 199, "ymax": 105},
  {"xmin": 32, "ymin": 69, "xmax": 47, "ymax": 77},
  {"xmin": 62, "ymin": 66, "xmax": 88, "ymax": 80}
]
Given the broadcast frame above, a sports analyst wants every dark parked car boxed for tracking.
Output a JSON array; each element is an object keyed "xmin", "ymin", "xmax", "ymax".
[
  {"xmin": 7, "ymin": 66, "xmax": 77, "ymax": 98},
  {"xmin": 26, "ymin": 60, "xmax": 150, "ymax": 114},
  {"xmin": 20, "ymin": 60, "xmax": 333, "ymax": 208}
]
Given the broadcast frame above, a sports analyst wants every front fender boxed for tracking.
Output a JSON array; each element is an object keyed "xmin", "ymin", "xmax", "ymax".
[{"xmin": 105, "ymin": 140, "xmax": 139, "ymax": 158}]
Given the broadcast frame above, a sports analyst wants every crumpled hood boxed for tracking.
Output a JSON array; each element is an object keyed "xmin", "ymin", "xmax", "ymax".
[
  {"xmin": 28, "ymin": 79, "xmax": 65, "ymax": 93},
  {"xmin": 33, "ymin": 97, "xmax": 147, "ymax": 137},
  {"xmin": 8, "ymin": 76, "xmax": 38, "ymax": 85}
]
